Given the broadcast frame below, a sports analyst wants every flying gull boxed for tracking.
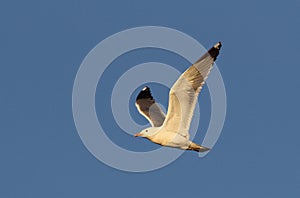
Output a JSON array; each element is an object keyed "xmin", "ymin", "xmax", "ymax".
[{"xmin": 134, "ymin": 42, "xmax": 222, "ymax": 152}]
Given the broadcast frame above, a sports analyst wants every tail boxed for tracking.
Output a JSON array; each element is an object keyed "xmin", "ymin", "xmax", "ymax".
[{"xmin": 188, "ymin": 142, "xmax": 210, "ymax": 152}]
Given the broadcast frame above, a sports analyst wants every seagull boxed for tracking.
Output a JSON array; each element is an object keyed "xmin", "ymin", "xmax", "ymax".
[{"xmin": 134, "ymin": 42, "xmax": 222, "ymax": 152}]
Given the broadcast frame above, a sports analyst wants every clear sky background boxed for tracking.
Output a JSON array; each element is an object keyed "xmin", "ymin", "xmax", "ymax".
[{"xmin": 1, "ymin": 0, "xmax": 300, "ymax": 197}]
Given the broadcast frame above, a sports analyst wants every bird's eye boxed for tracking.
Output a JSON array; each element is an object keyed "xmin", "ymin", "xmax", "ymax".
[{"xmin": 145, "ymin": 130, "xmax": 148, "ymax": 132}]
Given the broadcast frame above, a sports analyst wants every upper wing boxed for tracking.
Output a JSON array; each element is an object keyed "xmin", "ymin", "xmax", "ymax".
[
  {"xmin": 162, "ymin": 42, "xmax": 222, "ymax": 138},
  {"xmin": 135, "ymin": 86, "xmax": 166, "ymax": 127}
]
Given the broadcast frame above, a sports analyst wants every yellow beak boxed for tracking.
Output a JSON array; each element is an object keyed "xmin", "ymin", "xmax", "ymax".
[{"xmin": 134, "ymin": 133, "xmax": 141, "ymax": 137}]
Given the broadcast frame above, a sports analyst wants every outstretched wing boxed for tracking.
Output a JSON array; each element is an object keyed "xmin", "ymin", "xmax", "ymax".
[
  {"xmin": 162, "ymin": 42, "xmax": 222, "ymax": 138},
  {"xmin": 135, "ymin": 86, "xmax": 166, "ymax": 127}
]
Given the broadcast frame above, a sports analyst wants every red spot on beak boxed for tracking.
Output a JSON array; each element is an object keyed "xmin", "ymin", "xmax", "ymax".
[{"xmin": 134, "ymin": 133, "xmax": 140, "ymax": 137}]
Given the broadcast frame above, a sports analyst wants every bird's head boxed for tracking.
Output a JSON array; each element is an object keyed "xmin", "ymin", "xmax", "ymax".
[{"xmin": 134, "ymin": 127, "xmax": 159, "ymax": 138}]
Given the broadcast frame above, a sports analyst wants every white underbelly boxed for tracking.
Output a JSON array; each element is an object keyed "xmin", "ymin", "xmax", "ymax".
[{"xmin": 150, "ymin": 131, "xmax": 190, "ymax": 149}]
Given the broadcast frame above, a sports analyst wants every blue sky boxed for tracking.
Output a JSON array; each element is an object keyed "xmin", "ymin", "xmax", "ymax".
[{"xmin": 1, "ymin": 0, "xmax": 300, "ymax": 197}]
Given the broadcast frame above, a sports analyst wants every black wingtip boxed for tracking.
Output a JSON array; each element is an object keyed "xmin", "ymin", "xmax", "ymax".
[
  {"xmin": 136, "ymin": 86, "xmax": 153, "ymax": 101},
  {"xmin": 208, "ymin": 41, "xmax": 222, "ymax": 60}
]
